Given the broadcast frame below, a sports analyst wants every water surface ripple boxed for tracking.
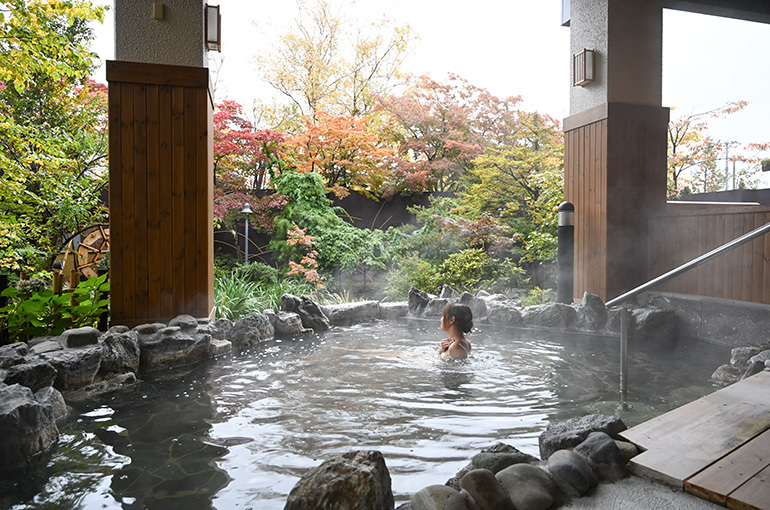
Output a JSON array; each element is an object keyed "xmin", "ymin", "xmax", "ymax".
[{"xmin": 3, "ymin": 318, "xmax": 727, "ymax": 510}]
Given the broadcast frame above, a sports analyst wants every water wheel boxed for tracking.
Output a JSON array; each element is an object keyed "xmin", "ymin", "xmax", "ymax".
[{"xmin": 54, "ymin": 224, "xmax": 110, "ymax": 283}]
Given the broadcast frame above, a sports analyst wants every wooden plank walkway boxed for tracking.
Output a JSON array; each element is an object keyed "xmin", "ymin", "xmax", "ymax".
[{"xmin": 619, "ymin": 371, "xmax": 770, "ymax": 510}]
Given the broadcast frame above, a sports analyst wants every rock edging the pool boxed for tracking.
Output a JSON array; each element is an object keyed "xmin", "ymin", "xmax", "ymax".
[
  {"xmin": 285, "ymin": 414, "xmax": 635, "ymax": 510},
  {"xmin": 0, "ymin": 286, "xmax": 695, "ymax": 492}
]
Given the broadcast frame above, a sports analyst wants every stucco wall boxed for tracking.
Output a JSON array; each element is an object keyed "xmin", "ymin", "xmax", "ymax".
[
  {"xmin": 115, "ymin": 0, "xmax": 206, "ymax": 67},
  {"xmin": 570, "ymin": 0, "xmax": 609, "ymax": 114},
  {"xmin": 570, "ymin": 0, "xmax": 663, "ymax": 114}
]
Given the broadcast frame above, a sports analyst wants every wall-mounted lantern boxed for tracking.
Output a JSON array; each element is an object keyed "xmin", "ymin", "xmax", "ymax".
[
  {"xmin": 205, "ymin": 4, "xmax": 221, "ymax": 52},
  {"xmin": 573, "ymin": 48, "xmax": 594, "ymax": 87}
]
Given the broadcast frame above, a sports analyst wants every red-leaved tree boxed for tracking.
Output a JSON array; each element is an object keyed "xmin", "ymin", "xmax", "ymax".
[{"xmin": 377, "ymin": 73, "xmax": 522, "ymax": 193}]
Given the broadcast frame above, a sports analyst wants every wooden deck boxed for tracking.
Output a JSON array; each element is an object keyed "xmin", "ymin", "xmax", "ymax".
[{"xmin": 619, "ymin": 370, "xmax": 770, "ymax": 510}]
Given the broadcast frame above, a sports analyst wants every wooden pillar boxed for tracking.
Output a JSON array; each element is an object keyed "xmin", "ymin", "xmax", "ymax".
[
  {"xmin": 564, "ymin": 103, "xmax": 669, "ymax": 301},
  {"xmin": 107, "ymin": 61, "xmax": 214, "ymax": 327}
]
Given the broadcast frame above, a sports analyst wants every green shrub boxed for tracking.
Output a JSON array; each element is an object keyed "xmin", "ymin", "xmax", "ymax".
[
  {"xmin": 520, "ymin": 286, "xmax": 554, "ymax": 306},
  {"xmin": 384, "ymin": 253, "xmax": 440, "ymax": 300},
  {"xmin": 214, "ymin": 271, "xmax": 323, "ymax": 320},
  {"xmin": 0, "ymin": 274, "xmax": 110, "ymax": 341},
  {"xmin": 214, "ymin": 272, "xmax": 263, "ymax": 320},
  {"xmin": 214, "ymin": 250, "xmax": 240, "ymax": 279},
  {"xmin": 233, "ymin": 262, "xmax": 281, "ymax": 284},
  {"xmin": 436, "ymin": 248, "xmax": 498, "ymax": 292}
]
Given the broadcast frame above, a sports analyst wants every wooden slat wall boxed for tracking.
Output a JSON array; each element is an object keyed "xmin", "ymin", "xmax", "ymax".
[
  {"xmin": 107, "ymin": 61, "xmax": 214, "ymax": 327},
  {"xmin": 564, "ymin": 103, "xmax": 669, "ymax": 302},
  {"xmin": 564, "ymin": 117, "xmax": 608, "ymax": 302},
  {"xmin": 648, "ymin": 205, "xmax": 770, "ymax": 304}
]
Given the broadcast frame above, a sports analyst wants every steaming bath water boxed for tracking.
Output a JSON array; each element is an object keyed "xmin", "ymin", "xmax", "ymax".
[{"xmin": 3, "ymin": 318, "xmax": 727, "ymax": 509}]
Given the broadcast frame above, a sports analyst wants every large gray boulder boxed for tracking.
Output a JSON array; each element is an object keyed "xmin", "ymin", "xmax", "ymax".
[
  {"xmin": 281, "ymin": 294, "xmax": 331, "ymax": 332},
  {"xmin": 0, "ymin": 342, "xmax": 28, "ymax": 369},
  {"xmin": 546, "ymin": 449, "xmax": 598, "ymax": 497},
  {"xmin": 3, "ymin": 358, "xmax": 57, "ymax": 392},
  {"xmin": 459, "ymin": 469, "xmax": 514, "ymax": 510},
  {"xmin": 539, "ymin": 414, "xmax": 627, "ymax": 460},
  {"xmin": 711, "ymin": 363, "xmax": 744, "ymax": 387},
  {"xmin": 99, "ymin": 331, "xmax": 140, "ymax": 377},
  {"xmin": 284, "ymin": 450, "xmax": 393, "ymax": 510},
  {"xmin": 439, "ymin": 285, "xmax": 461, "ymax": 300},
  {"xmin": 379, "ymin": 302, "xmax": 408, "ymax": 320},
  {"xmin": 0, "ymin": 384, "xmax": 59, "ymax": 476},
  {"xmin": 229, "ymin": 313, "xmax": 275, "ymax": 349},
  {"xmin": 408, "ymin": 287, "xmax": 433, "ymax": 316},
  {"xmin": 168, "ymin": 314, "xmax": 198, "ymax": 331},
  {"xmin": 522, "ymin": 303, "xmax": 577, "ymax": 330},
  {"xmin": 459, "ymin": 292, "xmax": 487, "ymax": 320},
  {"xmin": 322, "ymin": 301, "xmax": 380, "ymax": 325},
  {"xmin": 34, "ymin": 386, "xmax": 68, "ymax": 423},
  {"xmin": 424, "ymin": 298, "xmax": 451, "ymax": 317},
  {"xmin": 137, "ymin": 326, "xmax": 213, "ymax": 370},
  {"xmin": 484, "ymin": 300, "xmax": 523, "ymax": 326},
  {"xmin": 575, "ymin": 292, "xmax": 607, "ymax": 332},
  {"xmin": 574, "ymin": 431, "xmax": 627, "ymax": 481},
  {"xmin": 496, "ymin": 463, "xmax": 557, "ymax": 510},
  {"xmin": 38, "ymin": 345, "xmax": 102, "ymax": 390},
  {"xmin": 470, "ymin": 442, "xmax": 539, "ymax": 473},
  {"xmin": 59, "ymin": 326, "xmax": 100, "ymax": 348},
  {"xmin": 411, "ymin": 484, "xmax": 478, "ymax": 510},
  {"xmin": 631, "ymin": 307, "xmax": 679, "ymax": 343},
  {"xmin": 265, "ymin": 310, "xmax": 310, "ymax": 338}
]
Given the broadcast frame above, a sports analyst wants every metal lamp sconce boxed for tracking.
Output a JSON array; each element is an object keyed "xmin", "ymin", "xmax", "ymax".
[
  {"xmin": 573, "ymin": 48, "xmax": 595, "ymax": 87},
  {"xmin": 205, "ymin": 4, "xmax": 222, "ymax": 52}
]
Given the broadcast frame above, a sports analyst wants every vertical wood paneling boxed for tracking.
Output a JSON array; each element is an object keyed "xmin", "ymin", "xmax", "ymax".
[
  {"xmin": 197, "ymin": 88, "xmax": 213, "ymax": 315},
  {"xmin": 647, "ymin": 207, "xmax": 770, "ymax": 305},
  {"xmin": 120, "ymin": 84, "xmax": 136, "ymax": 320},
  {"xmin": 133, "ymin": 84, "xmax": 149, "ymax": 319},
  {"xmin": 183, "ymin": 88, "xmax": 198, "ymax": 315},
  {"xmin": 108, "ymin": 82, "xmax": 124, "ymax": 322},
  {"xmin": 565, "ymin": 104, "xmax": 668, "ymax": 302},
  {"xmin": 751, "ymin": 213, "xmax": 764, "ymax": 303},
  {"xmin": 171, "ymin": 87, "xmax": 186, "ymax": 317},
  {"xmin": 763, "ymin": 219, "xmax": 770, "ymax": 303},
  {"xmin": 146, "ymin": 85, "xmax": 161, "ymax": 317},
  {"xmin": 108, "ymin": 61, "xmax": 213, "ymax": 326},
  {"xmin": 715, "ymin": 215, "xmax": 725, "ymax": 297},
  {"xmin": 159, "ymin": 86, "xmax": 174, "ymax": 319}
]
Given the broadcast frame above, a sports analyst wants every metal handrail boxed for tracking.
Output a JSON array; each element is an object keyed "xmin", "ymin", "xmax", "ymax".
[
  {"xmin": 609, "ymin": 219, "xmax": 770, "ymax": 411},
  {"xmin": 606, "ymin": 220, "xmax": 770, "ymax": 308}
]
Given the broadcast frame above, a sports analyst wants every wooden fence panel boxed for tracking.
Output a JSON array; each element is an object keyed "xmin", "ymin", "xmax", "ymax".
[{"xmin": 648, "ymin": 207, "xmax": 770, "ymax": 305}]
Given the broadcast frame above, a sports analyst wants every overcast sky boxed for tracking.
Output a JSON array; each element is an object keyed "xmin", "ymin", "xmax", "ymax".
[{"xmin": 90, "ymin": 0, "xmax": 770, "ymax": 185}]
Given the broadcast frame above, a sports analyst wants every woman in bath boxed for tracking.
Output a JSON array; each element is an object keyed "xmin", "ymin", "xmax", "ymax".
[{"xmin": 437, "ymin": 303, "xmax": 473, "ymax": 359}]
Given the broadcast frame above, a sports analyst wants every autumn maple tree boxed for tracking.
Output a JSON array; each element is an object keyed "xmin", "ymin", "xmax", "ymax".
[
  {"xmin": 377, "ymin": 73, "xmax": 521, "ymax": 193},
  {"xmin": 286, "ymin": 111, "xmax": 396, "ymax": 199},
  {"xmin": 212, "ymin": 100, "xmax": 290, "ymax": 259}
]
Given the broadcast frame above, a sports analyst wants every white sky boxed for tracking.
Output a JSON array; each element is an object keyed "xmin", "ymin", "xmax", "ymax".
[{"xmin": 90, "ymin": 0, "xmax": 770, "ymax": 186}]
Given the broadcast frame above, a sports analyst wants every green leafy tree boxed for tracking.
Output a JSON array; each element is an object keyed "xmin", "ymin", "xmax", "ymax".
[
  {"xmin": 0, "ymin": 0, "xmax": 108, "ymax": 273},
  {"xmin": 458, "ymin": 111, "xmax": 564, "ymax": 263}
]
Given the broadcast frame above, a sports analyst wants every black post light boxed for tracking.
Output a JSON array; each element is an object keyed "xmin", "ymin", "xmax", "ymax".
[{"xmin": 557, "ymin": 201, "xmax": 575, "ymax": 303}]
